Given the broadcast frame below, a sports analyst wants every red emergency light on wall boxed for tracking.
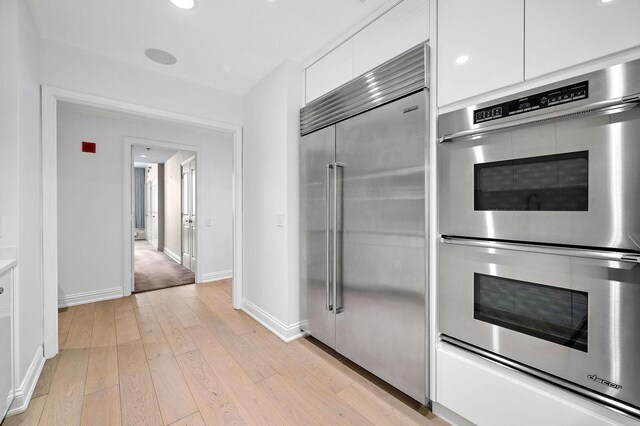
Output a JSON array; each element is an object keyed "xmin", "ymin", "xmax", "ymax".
[{"xmin": 82, "ymin": 141, "xmax": 96, "ymax": 153}]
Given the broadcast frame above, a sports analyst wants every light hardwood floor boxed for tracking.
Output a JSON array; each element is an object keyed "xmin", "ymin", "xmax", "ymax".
[{"xmin": 5, "ymin": 280, "xmax": 447, "ymax": 426}]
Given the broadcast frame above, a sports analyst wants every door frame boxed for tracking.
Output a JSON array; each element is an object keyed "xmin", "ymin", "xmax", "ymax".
[
  {"xmin": 42, "ymin": 85, "xmax": 243, "ymax": 358},
  {"xmin": 125, "ymin": 137, "xmax": 200, "ymax": 294},
  {"xmin": 179, "ymin": 155, "xmax": 197, "ymax": 270}
]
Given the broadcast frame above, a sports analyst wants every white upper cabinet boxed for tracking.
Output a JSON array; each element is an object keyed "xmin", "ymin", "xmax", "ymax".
[
  {"xmin": 353, "ymin": 0, "xmax": 429, "ymax": 78},
  {"xmin": 437, "ymin": 0, "xmax": 524, "ymax": 107},
  {"xmin": 305, "ymin": 40, "xmax": 354, "ymax": 103},
  {"xmin": 525, "ymin": 0, "xmax": 640, "ymax": 79},
  {"xmin": 305, "ymin": 0, "xmax": 430, "ymax": 104}
]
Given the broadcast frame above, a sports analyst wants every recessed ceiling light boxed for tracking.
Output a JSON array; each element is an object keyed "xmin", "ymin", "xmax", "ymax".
[
  {"xmin": 600, "ymin": 0, "xmax": 614, "ymax": 3},
  {"xmin": 140, "ymin": 154, "xmax": 148, "ymax": 158},
  {"xmin": 455, "ymin": 55, "xmax": 470, "ymax": 65},
  {"xmin": 169, "ymin": 0, "xmax": 196, "ymax": 9},
  {"xmin": 145, "ymin": 48, "xmax": 177, "ymax": 65}
]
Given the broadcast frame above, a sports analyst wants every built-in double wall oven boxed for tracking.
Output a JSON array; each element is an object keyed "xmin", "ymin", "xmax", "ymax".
[{"xmin": 438, "ymin": 59, "xmax": 640, "ymax": 418}]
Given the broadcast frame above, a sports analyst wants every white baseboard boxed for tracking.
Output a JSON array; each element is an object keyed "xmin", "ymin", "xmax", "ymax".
[
  {"xmin": 163, "ymin": 247, "xmax": 181, "ymax": 263},
  {"xmin": 7, "ymin": 345, "xmax": 45, "ymax": 416},
  {"xmin": 241, "ymin": 298, "xmax": 306, "ymax": 343},
  {"xmin": 201, "ymin": 270, "xmax": 233, "ymax": 283},
  {"xmin": 58, "ymin": 287, "xmax": 123, "ymax": 308}
]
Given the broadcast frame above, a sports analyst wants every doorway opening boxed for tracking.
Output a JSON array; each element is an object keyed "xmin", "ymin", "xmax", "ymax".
[
  {"xmin": 43, "ymin": 86, "xmax": 243, "ymax": 358},
  {"xmin": 132, "ymin": 146, "xmax": 198, "ymax": 293}
]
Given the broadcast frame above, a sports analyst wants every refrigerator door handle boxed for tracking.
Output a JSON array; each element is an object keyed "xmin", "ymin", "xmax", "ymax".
[
  {"xmin": 334, "ymin": 162, "xmax": 345, "ymax": 313},
  {"xmin": 326, "ymin": 164, "xmax": 333, "ymax": 311}
]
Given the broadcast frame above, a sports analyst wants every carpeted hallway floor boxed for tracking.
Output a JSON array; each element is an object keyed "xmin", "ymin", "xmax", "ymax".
[{"xmin": 134, "ymin": 240, "xmax": 195, "ymax": 293}]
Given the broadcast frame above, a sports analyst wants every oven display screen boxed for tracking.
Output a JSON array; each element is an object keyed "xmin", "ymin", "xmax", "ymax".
[
  {"xmin": 473, "ymin": 81, "xmax": 589, "ymax": 124},
  {"xmin": 474, "ymin": 273, "xmax": 588, "ymax": 352}
]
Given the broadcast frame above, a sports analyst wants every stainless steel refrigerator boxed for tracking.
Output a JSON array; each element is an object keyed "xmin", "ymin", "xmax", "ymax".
[{"xmin": 299, "ymin": 45, "xmax": 429, "ymax": 403}]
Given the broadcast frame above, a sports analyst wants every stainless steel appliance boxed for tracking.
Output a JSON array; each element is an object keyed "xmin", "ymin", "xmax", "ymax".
[
  {"xmin": 438, "ymin": 59, "xmax": 640, "ymax": 418},
  {"xmin": 439, "ymin": 60, "xmax": 640, "ymax": 250},
  {"xmin": 300, "ymin": 44, "xmax": 429, "ymax": 403}
]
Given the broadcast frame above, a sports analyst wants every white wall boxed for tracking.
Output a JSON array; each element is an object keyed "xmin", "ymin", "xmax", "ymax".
[
  {"xmin": 164, "ymin": 151, "xmax": 196, "ymax": 262},
  {"xmin": 40, "ymin": 39, "xmax": 242, "ymax": 127},
  {"xmin": 0, "ymin": 0, "xmax": 44, "ymax": 408},
  {"xmin": 16, "ymin": 0, "xmax": 44, "ymax": 391},
  {"xmin": 0, "ymin": 0, "xmax": 20, "ymax": 248},
  {"xmin": 57, "ymin": 105, "xmax": 233, "ymax": 302},
  {"xmin": 241, "ymin": 60, "xmax": 302, "ymax": 338}
]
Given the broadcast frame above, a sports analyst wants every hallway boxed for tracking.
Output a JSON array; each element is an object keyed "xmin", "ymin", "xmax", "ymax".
[
  {"xmin": 134, "ymin": 240, "xmax": 195, "ymax": 293},
  {"xmin": 5, "ymin": 280, "xmax": 444, "ymax": 426}
]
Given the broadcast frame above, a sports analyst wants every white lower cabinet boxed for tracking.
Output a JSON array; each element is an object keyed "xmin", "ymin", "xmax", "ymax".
[
  {"xmin": 525, "ymin": 0, "xmax": 640, "ymax": 79},
  {"xmin": 0, "ymin": 268, "xmax": 14, "ymax": 421},
  {"xmin": 437, "ymin": 343, "xmax": 637, "ymax": 426}
]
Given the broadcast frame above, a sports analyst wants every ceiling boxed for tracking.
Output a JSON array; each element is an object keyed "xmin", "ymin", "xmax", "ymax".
[
  {"xmin": 132, "ymin": 145, "xmax": 180, "ymax": 165},
  {"xmin": 27, "ymin": 0, "xmax": 392, "ymax": 96}
]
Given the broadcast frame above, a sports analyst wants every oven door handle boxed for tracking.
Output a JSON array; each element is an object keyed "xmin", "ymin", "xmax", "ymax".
[
  {"xmin": 439, "ymin": 96, "xmax": 640, "ymax": 143},
  {"xmin": 441, "ymin": 236, "xmax": 640, "ymax": 264}
]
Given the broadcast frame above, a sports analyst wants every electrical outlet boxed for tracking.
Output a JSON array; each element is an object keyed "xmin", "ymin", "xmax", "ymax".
[
  {"xmin": 276, "ymin": 211, "xmax": 286, "ymax": 228},
  {"xmin": 205, "ymin": 218, "xmax": 212, "ymax": 227}
]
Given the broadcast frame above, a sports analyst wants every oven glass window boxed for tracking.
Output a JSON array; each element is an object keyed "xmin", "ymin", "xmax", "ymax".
[
  {"xmin": 474, "ymin": 151, "xmax": 588, "ymax": 211},
  {"xmin": 474, "ymin": 273, "xmax": 588, "ymax": 352}
]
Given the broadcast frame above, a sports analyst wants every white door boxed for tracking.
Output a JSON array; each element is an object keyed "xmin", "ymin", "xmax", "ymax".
[
  {"xmin": 145, "ymin": 180, "xmax": 152, "ymax": 243},
  {"xmin": 150, "ymin": 180, "xmax": 159, "ymax": 250},
  {"xmin": 181, "ymin": 158, "xmax": 196, "ymax": 272}
]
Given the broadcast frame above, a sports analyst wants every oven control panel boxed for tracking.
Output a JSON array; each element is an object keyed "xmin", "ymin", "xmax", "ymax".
[{"xmin": 473, "ymin": 81, "xmax": 589, "ymax": 124}]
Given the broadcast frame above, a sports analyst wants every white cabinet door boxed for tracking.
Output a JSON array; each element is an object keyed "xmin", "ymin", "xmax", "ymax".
[
  {"xmin": 525, "ymin": 0, "xmax": 640, "ymax": 79},
  {"xmin": 353, "ymin": 0, "xmax": 429, "ymax": 78},
  {"xmin": 437, "ymin": 0, "xmax": 524, "ymax": 107},
  {"xmin": 0, "ymin": 269, "xmax": 13, "ymax": 421},
  {"xmin": 305, "ymin": 40, "xmax": 354, "ymax": 103}
]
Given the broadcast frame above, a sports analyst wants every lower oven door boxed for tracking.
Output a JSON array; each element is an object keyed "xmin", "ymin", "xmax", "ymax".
[{"xmin": 439, "ymin": 239, "xmax": 640, "ymax": 412}]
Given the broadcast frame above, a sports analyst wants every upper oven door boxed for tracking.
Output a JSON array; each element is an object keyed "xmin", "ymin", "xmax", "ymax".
[
  {"xmin": 438, "ymin": 105, "xmax": 640, "ymax": 250},
  {"xmin": 439, "ymin": 239, "xmax": 640, "ymax": 410}
]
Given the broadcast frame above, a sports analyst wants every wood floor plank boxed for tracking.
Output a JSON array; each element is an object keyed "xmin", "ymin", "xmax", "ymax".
[
  {"xmin": 38, "ymin": 348, "xmax": 90, "ymax": 426},
  {"xmin": 80, "ymin": 384, "xmax": 122, "ymax": 426},
  {"xmin": 31, "ymin": 355, "xmax": 60, "ymax": 398},
  {"xmin": 176, "ymin": 350, "xmax": 247, "ymax": 426},
  {"xmin": 132, "ymin": 292, "xmax": 152, "ymax": 309},
  {"xmin": 58, "ymin": 307, "xmax": 76, "ymax": 335},
  {"xmin": 200, "ymin": 294, "xmax": 253, "ymax": 336},
  {"xmin": 58, "ymin": 332, "xmax": 68, "ymax": 349},
  {"xmin": 145, "ymin": 342, "xmax": 199, "ymax": 425},
  {"xmin": 256, "ymin": 373, "xmax": 329, "ymax": 426},
  {"xmin": 135, "ymin": 305, "xmax": 168, "ymax": 346},
  {"xmin": 117, "ymin": 341, "xmax": 164, "ymax": 426},
  {"xmin": 297, "ymin": 337, "xmax": 434, "ymax": 424},
  {"xmin": 115, "ymin": 297, "xmax": 141, "ymax": 345},
  {"xmin": 168, "ymin": 412, "xmax": 206, "ymax": 426},
  {"xmin": 152, "ymin": 302, "xmax": 197, "ymax": 356},
  {"xmin": 64, "ymin": 304, "xmax": 96, "ymax": 349},
  {"xmin": 3, "ymin": 395, "xmax": 47, "ymax": 426},
  {"xmin": 256, "ymin": 328, "xmax": 353, "ymax": 394},
  {"xmin": 85, "ymin": 345, "xmax": 119, "ymax": 395},
  {"xmin": 187, "ymin": 324, "xmax": 293, "ymax": 426},
  {"xmin": 91, "ymin": 299, "xmax": 117, "ymax": 348},
  {"xmin": 241, "ymin": 330, "xmax": 372, "ymax": 426},
  {"xmin": 186, "ymin": 297, "xmax": 275, "ymax": 383},
  {"xmin": 339, "ymin": 381, "xmax": 433, "ymax": 426}
]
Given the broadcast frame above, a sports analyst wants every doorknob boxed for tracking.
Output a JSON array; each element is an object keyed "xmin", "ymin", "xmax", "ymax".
[{"xmin": 0, "ymin": 287, "xmax": 4, "ymax": 295}]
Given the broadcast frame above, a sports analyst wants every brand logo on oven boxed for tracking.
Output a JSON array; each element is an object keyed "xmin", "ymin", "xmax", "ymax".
[{"xmin": 587, "ymin": 374, "xmax": 622, "ymax": 390}]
